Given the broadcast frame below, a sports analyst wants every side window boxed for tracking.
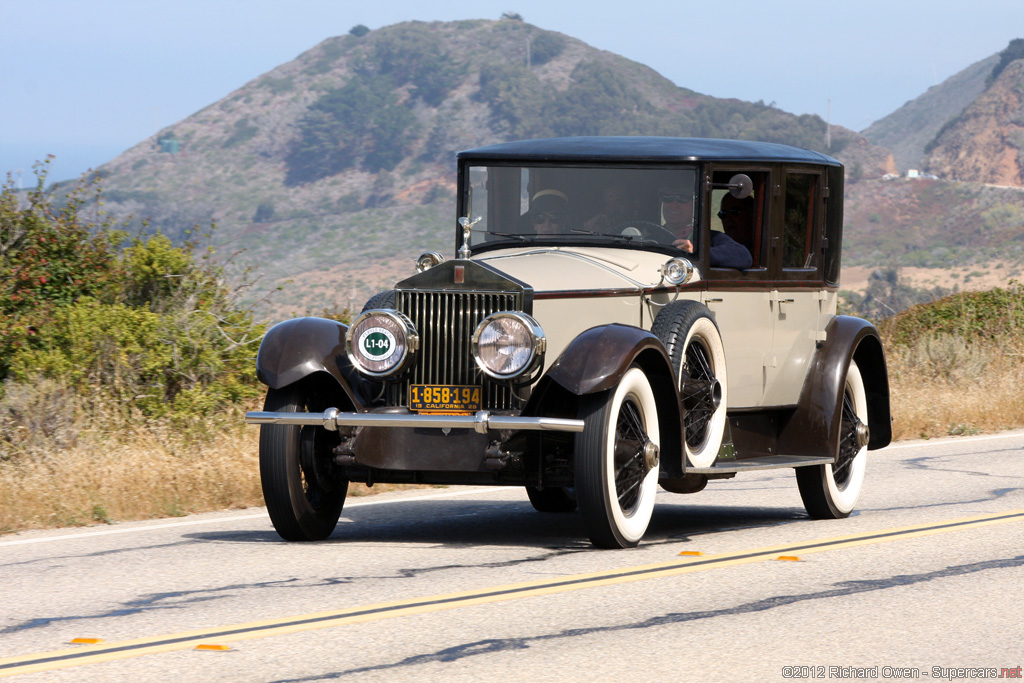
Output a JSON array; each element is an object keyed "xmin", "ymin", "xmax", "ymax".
[
  {"xmin": 783, "ymin": 172, "xmax": 821, "ymax": 269},
  {"xmin": 708, "ymin": 170, "xmax": 769, "ymax": 275}
]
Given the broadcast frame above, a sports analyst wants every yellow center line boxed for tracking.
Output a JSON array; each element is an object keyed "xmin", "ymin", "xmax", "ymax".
[{"xmin": 2, "ymin": 508, "xmax": 1022, "ymax": 678}]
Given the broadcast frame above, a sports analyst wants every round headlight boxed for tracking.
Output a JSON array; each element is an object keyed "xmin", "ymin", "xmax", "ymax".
[
  {"xmin": 472, "ymin": 312, "xmax": 546, "ymax": 380},
  {"xmin": 415, "ymin": 251, "xmax": 445, "ymax": 273},
  {"xmin": 346, "ymin": 309, "xmax": 419, "ymax": 378}
]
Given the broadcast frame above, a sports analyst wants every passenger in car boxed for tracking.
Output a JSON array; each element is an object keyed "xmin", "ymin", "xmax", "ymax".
[
  {"xmin": 707, "ymin": 230, "xmax": 753, "ymax": 269},
  {"xmin": 711, "ymin": 194, "xmax": 755, "ymax": 269},
  {"xmin": 669, "ymin": 193, "xmax": 752, "ymax": 269}
]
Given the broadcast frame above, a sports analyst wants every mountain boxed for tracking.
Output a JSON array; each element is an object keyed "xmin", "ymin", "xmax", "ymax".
[
  {"xmin": 862, "ymin": 54, "xmax": 998, "ymax": 172},
  {"xmin": 924, "ymin": 56, "xmax": 1024, "ymax": 185},
  {"xmin": 87, "ymin": 18, "xmax": 891, "ymax": 314}
]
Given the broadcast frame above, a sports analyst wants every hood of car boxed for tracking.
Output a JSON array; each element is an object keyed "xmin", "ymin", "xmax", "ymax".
[{"xmin": 474, "ymin": 246, "xmax": 682, "ymax": 293}]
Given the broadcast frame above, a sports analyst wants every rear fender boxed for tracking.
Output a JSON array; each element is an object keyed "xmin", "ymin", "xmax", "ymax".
[
  {"xmin": 777, "ymin": 315, "xmax": 892, "ymax": 459},
  {"xmin": 255, "ymin": 317, "xmax": 369, "ymax": 410}
]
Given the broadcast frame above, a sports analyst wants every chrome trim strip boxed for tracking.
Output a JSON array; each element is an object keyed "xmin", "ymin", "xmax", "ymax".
[{"xmin": 245, "ymin": 410, "xmax": 585, "ymax": 434}]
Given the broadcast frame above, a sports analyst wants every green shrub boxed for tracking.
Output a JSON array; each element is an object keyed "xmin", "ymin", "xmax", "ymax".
[
  {"xmin": 988, "ymin": 38, "xmax": 1024, "ymax": 85},
  {"xmin": 529, "ymin": 31, "xmax": 566, "ymax": 66},
  {"xmin": 284, "ymin": 77, "xmax": 418, "ymax": 184},
  {"xmin": 369, "ymin": 24, "xmax": 464, "ymax": 106},
  {"xmin": 0, "ymin": 163, "xmax": 264, "ymax": 428},
  {"xmin": 222, "ymin": 118, "xmax": 260, "ymax": 148},
  {"xmin": 879, "ymin": 282, "xmax": 1024, "ymax": 347}
]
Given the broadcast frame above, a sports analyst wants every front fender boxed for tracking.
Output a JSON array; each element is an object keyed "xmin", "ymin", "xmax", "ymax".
[
  {"xmin": 255, "ymin": 317, "xmax": 368, "ymax": 410},
  {"xmin": 531, "ymin": 324, "xmax": 684, "ymax": 477},
  {"xmin": 777, "ymin": 315, "xmax": 892, "ymax": 459},
  {"xmin": 544, "ymin": 324, "xmax": 672, "ymax": 395}
]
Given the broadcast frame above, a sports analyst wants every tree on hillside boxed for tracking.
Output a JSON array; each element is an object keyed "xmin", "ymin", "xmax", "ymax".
[
  {"xmin": 284, "ymin": 77, "xmax": 418, "ymax": 184},
  {"xmin": 366, "ymin": 24, "xmax": 464, "ymax": 106},
  {"xmin": 988, "ymin": 38, "xmax": 1024, "ymax": 85},
  {"xmin": 842, "ymin": 267, "xmax": 954, "ymax": 321}
]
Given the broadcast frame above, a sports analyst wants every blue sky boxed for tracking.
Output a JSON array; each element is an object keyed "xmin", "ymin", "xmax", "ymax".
[{"xmin": 3, "ymin": 0, "xmax": 1023, "ymax": 182}]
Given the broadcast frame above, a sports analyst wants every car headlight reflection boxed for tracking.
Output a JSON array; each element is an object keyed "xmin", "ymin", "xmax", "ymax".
[
  {"xmin": 347, "ymin": 309, "xmax": 419, "ymax": 378},
  {"xmin": 473, "ymin": 312, "xmax": 546, "ymax": 380}
]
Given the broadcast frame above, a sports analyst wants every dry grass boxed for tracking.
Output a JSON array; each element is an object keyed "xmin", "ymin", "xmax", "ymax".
[
  {"xmin": 884, "ymin": 333, "xmax": 1024, "ymax": 440},
  {"xmin": 0, "ymin": 390, "xmax": 436, "ymax": 534},
  {"xmin": 0, "ymin": 415, "xmax": 262, "ymax": 533},
  {"xmin": 3, "ymin": 331, "xmax": 1023, "ymax": 534}
]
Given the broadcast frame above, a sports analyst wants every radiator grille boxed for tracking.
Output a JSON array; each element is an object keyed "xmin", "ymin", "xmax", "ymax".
[{"xmin": 390, "ymin": 290, "xmax": 522, "ymax": 410}]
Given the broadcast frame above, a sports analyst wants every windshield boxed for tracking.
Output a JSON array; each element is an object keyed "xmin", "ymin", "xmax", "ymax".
[{"xmin": 463, "ymin": 165, "xmax": 700, "ymax": 254}]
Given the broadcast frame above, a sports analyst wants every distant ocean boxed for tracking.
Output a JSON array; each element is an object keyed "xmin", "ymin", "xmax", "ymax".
[{"xmin": 1, "ymin": 142, "xmax": 129, "ymax": 186}]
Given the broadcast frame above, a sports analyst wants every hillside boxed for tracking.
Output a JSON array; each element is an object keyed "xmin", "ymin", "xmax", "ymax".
[
  {"xmin": 832, "ymin": 40, "xmax": 1024, "ymax": 303},
  {"xmin": 87, "ymin": 18, "xmax": 891, "ymax": 315},
  {"xmin": 862, "ymin": 54, "xmax": 998, "ymax": 172},
  {"xmin": 924, "ymin": 57, "xmax": 1024, "ymax": 185}
]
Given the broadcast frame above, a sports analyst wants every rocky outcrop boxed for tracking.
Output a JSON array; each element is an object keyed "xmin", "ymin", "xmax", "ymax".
[
  {"xmin": 863, "ymin": 55, "xmax": 997, "ymax": 172},
  {"xmin": 924, "ymin": 59, "xmax": 1024, "ymax": 186}
]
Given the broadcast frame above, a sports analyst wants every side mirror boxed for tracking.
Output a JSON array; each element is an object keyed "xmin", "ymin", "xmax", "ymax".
[{"xmin": 728, "ymin": 174, "xmax": 753, "ymax": 199}]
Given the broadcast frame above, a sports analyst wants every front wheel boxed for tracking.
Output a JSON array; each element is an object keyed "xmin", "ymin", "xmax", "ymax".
[
  {"xmin": 796, "ymin": 360, "xmax": 869, "ymax": 518},
  {"xmin": 575, "ymin": 367, "xmax": 661, "ymax": 548},
  {"xmin": 260, "ymin": 385, "xmax": 347, "ymax": 541}
]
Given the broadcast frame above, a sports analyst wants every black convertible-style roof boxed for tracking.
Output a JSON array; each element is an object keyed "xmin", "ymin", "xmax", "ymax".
[{"xmin": 458, "ymin": 136, "xmax": 841, "ymax": 166}]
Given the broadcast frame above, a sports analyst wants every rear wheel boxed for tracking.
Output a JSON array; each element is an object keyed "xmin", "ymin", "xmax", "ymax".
[
  {"xmin": 796, "ymin": 360, "xmax": 869, "ymax": 518},
  {"xmin": 575, "ymin": 367, "xmax": 661, "ymax": 548},
  {"xmin": 260, "ymin": 385, "xmax": 347, "ymax": 541}
]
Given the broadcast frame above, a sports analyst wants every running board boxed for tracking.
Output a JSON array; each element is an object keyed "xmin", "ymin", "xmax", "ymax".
[{"xmin": 688, "ymin": 455, "xmax": 834, "ymax": 474}]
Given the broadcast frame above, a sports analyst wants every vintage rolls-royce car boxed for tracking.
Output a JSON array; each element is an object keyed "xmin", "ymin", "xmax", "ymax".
[{"xmin": 247, "ymin": 137, "xmax": 891, "ymax": 549}]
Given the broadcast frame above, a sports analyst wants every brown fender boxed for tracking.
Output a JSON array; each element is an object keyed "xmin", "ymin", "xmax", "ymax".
[
  {"xmin": 255, "ymin": 317, "xmax": 369, "ymax": 410},
  {"xmin": 543, "ymin": 324, "xmax": 672, "ymax": 395},
  {"xmin": 777, "ymin": 315, "xmax": 892, "ymax": 459},
  {"xmin": 531, "ymin": 324, "xmax": 684, "ymax": 477}
]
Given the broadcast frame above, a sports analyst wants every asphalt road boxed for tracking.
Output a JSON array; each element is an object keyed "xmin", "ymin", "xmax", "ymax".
[{"xmin": 1, "ymin": 431, "xmax": 1023, "ymax": 682}]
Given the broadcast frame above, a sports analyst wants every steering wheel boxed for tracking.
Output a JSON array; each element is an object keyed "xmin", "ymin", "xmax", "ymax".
[{"xmin": 611, "ymin": 220, "xmax": 679, "ymax": 244}]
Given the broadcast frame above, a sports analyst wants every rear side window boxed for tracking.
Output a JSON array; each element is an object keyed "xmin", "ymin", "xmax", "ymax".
[{"xmin": 782, "ymin": 172, "xmax": 821, "ymax": 270}]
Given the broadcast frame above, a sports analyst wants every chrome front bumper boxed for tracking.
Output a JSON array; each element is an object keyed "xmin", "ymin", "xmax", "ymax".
[{"xmin": 245, "ymin": 409, "xmax": 585, "ymax": 434}]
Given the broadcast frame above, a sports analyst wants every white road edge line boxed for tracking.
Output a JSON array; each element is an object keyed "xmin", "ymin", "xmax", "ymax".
[
  {"xmin": 881, "ymin": 430, "xmax": 1024, "ymax": 450},
  {"xmin": 0, "ymin": 487, "xmax": 519, "ymax": 547},
  {"xmin": 4, "ymin": 430, "xmax": 1021, "ymax": 548}
]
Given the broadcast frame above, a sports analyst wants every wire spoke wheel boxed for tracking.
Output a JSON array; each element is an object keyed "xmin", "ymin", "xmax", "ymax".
[
  {"xmin": 613, "ymin": 398, "xmax": 649, "ymax": 513},
  {"xmin": 651, "ymin": 301, "xmax": 728, "ymax": 469},
  {"xmin": 680, "ymin": 339, "xmax": 718, "ymax": 449},
  {"xmin": 576, "ymin": 367, "xmax": 660, "ymax": 548},
  {"xmin": 833, "ymin": 391, "xmax": 862, "ymax": 487},
  {"xmin": 796, "ymin": 360, "xmax": 869, "ymax": 518}
]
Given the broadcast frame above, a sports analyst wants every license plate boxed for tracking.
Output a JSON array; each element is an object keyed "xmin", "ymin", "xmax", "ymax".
[{"xmin": 410, "ymin": 384, "xmax": 482, "ymax": 414}]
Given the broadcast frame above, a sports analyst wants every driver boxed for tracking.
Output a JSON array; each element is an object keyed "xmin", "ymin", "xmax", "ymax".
[{"xmin": 659, "ymin": 186, "xmax": 696, "ymax": 250}]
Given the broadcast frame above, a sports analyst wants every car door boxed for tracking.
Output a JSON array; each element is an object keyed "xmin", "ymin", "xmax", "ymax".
[
  {"xmin": 762, "ymin": 167, "xmax": 829, "ymax": 406},
  {"xmin": 701, "ymin": 167, "xmax": 773, "ymax": 408}
]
